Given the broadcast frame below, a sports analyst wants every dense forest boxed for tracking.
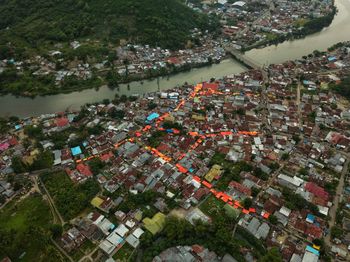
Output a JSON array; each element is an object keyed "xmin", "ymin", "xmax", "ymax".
[
  {"xmin": 0, "ymin": 0, "xmax": 215, "ymax": 51},
  {"xmin": 331, "ymin": 75, "xmax": 350, "ymax": 100}
]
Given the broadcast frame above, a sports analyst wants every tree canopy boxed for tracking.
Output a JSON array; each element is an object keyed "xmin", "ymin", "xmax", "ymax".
[{"xmin": 0, "ymin": 0, "xmax": 214, "ymax": 51}]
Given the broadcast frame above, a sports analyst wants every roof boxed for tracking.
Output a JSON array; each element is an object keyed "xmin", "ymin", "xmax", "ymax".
[
  {"xmin": 305, "ymin": 182, "xmax": 329, "ymax": 201},
  {"xmin": 125, "ymin": 234, "xmax": 140, "ymax": 248},
  {"xmin": 106, "ymin": 230, "xmax": 124, "ymax": 246},
  {"xmin": 229, "ymin": 181, "xmax": 251, "ymax": 196},
  {"xmin": 143, "ymin": 212, "xmax": 166, "ymax": 235},
  {"xmin": 91, "ymin": 196, "xmax": 104, "ymax": 208},
  {"xmin": 115, "ymin": 224, "xmax": 129, "ymax": 237},
  {"xmin": 279, "ymin": 206, "xmax": 291, "ymax": 217},
  {"xmin": 305, "ymin": 246, "xmax": 320, "ymax": 256},
  {"xmin": 132, "ymin": 228, "xmax": 145, "ymax": 239},
  {"xmin": 56, "ymin": 117, "xmax": 69, "ymax": 127},
  {"xmin": 76, "ymin": 163, "xmax": 92, "ymax": 177},
  {"xmin": 205, "ymin": 164, "xmax": 223, "ymax": 182},
  {"xmin": 71, "ymin": 146, "xmax": 82, "ymax": 156},
  {"xmin": 99, "ymin": 239, "xmax": 116, "ymax": 255},
  {"xmin": 306, "ymin": 214, "xmax": 315, "ymax": 223},
  {"xmin": 302, "ymin": 251, "xmax": 319, "ymax": 262},
  {"xmin": 233, "ymin": 1, "xmax": 246, "ymax": 7},
  {"xmin": 146, "ymin": 112, "xmax": 160, "ymax": 122},
  {"xmin": 278, "ymin": 174, "xmax": 303, "ymax": 187}
]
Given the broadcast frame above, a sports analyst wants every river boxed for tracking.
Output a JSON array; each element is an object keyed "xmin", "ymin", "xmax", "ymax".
[{"xmin": 1, "ymin": 0, "xmax": 350, "ymax": 117}]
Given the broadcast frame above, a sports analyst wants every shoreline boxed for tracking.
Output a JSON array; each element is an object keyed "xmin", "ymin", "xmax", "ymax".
[
  {"xmin": 0, "ymin": 59, "xmax": 222, "ymax": 98},
  {"xmin": 0, "ymin": 3, "xmax": 338, "ymax": 98},
  {"xmin": 241, "ymin": 5, "xmax": 337, "ymax": 53}
]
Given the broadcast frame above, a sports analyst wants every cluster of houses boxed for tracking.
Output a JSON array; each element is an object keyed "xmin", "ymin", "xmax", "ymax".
[
  {"xmin": 188, "ymin": 0, "xmax": 334, "ymax": 50},
  {"xmin": 60, "ymin": 209, "xmax": 146, "ymax": 256},
  {"xmin": 0, "ymin": 34, "xmax": 226, "ymax": 93},
  {"xmin": 154, "ymin": 245, "xmax": 237, "ymax": 262},
  {"xmin": 1, "ymin": 42, "xmax": 350, "ymax": 261}
]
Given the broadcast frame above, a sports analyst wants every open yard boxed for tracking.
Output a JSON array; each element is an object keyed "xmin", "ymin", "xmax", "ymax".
[
  {"xmin": 112, "ymin": 243, "xmax": 135, "ymax": 261},
  {"xmin": 0, "ymin": 194, "xmax": 67, "ymax": 262}
]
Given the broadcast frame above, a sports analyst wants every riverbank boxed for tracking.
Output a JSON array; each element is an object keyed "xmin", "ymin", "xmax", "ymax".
[
  {"xmin": 0, "ymin": 59, "xmax": 246, "ymax": 117},
  {"xmin": 0, "ymin": 59, "xmax": 223, "ymax": 98},
  {"xmin": 0, "ymin": 1, "xmax": 337, "ymax": 98},
  {"xmin": 242, "ymin": 5, "xmax": 337, "ymax": 52}
]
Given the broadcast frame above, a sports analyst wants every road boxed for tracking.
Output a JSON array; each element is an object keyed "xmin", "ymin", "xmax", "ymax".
[
  {"xmin": 78, "ymin": 246, "xmax": 99, "ymax": 262},
  {"xmin": 38, "ymin": 175, "xmax": 65, "ymax": 226},
  {"xmin": 325, "ymin": 155, "xmax": 349, "ymax": 247},
  {"xmin": 51, "ymin": 237, "xmax": 74, "ymax": 262},
  {"xmin": 297, "ymin": 81, "xmax": 302, "ymax": 129}
]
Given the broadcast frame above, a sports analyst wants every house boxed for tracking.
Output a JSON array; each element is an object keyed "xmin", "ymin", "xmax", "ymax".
[
  {"xmin": 277, "ymin": 174, "xmax": 304, "ymax": 190},
  {"xmin": 91, "ymin": 196, "xmax": 115, "ymax": 213},
  {"xmin": 143, "ymin": 212, "xmax": 166, "ymax": 235},
  {"xmin": 76, "ymin": 163, "xmax": 93, "ymax": 177},
  {"xmin": 205, "ymin": 164, "xmax": 223, "ymax": 182}
]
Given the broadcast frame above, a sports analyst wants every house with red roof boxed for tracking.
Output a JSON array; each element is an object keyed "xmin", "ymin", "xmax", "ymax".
[
  {"xmin": 100, "ymin": 151, "xmax": 114, "ymax": 162},
  {"xmin": 229, "ymin": 181, "xmax": 251, "ymax": 196},
  {"xmin": 77, "ymin": 163, "xmax": 93, "ymax": 177},
  {"xmin": 304, "ymin": 182, "xmax": 329, "ymax": 203},
  {"xmin": 56, "ymin": 117, "xmax": 70, "ymax": 128}
]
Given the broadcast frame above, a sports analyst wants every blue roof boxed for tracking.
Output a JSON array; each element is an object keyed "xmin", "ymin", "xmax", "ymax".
[
  {"xmin": 328, "ymin": 56, "xmax": 337, "ymax": 62},
  {"xmin": 306, "ymin": 214, "xmax": 315, "ymax": 223},
  {"xmin": 15, "ymin": 124, "xmax": 22, "ymax": 130},
  {"xmin": 306, "ymin": 246, "xmax": 320, "ymax": 256},
  {"xmin": 71, "ymin": 146, "xmax": 82, "ymax": 156},
  {"xmin": 146, "ymin": 112, "xmax": 160, "ymax": 122}
]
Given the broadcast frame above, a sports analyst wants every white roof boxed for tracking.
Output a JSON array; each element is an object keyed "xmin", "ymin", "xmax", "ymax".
[
  {"xmin": 97, "ymin": 218, "xmax": 114, "ymax": 235},
  {"xmin": 99, "ymin": 239, "xmax": 116, "ymax": 255},
  {"xmin": 317, "ymin": 205, "xmax": 329, "ymax": 216},
  {"xmin": 218, "ymin": 0, "xmax": 228, "ymax": 5},
  {"xmin": 279, "ymin": 206, "xmax": 291, "ymax": 217},
  {"xmin": 106, "ymin": 230, "xmax": 124, "ymax": 246},
  {"xmin": 125, "ymin": 219, "xmax": 136, "ymax": 229},
  {"xmin": 278, "ymin": 174, "xmax": 303, "ymax": 187},
  {"xmin": 233, "ymin": 1, "xmax": 246, "ymax": 7},
  {"xmin": 132, "ymin": 228, "xmax": 145, "ymax": 239},
  {"xmin": 302, "ymin": 251, "xmax": 318, "ymax": 262},
  {"xmin": 126, "ymin": 234, "xmax": 140, "ymax": 248},
  {"xmin": 115, "ymin": 224, "xmax": 129, "ymax": 237},
  {"xmin": 254, "ymin": 137, "xmax": 262, "ymax": 145}
]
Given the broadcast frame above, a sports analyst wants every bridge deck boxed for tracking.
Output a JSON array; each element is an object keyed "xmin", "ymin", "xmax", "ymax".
[{"xmin": 225, "ymin": 47, "xmax": 262, "ymax": 69}]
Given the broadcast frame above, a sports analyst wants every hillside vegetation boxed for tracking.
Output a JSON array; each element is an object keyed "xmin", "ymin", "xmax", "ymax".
[{"xmin": 0, "ymin": 0, "xmax": 213, "ymax": 51}]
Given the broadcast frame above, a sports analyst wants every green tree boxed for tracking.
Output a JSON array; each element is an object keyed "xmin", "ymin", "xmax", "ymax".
[
  {"xmin": 242, "ymin": 198, "xmax": 253, "ymax": 209},
  {"xmin": 30, "ymin": 150, "xmax": 53, "ymax": 171},
  {"xmin": 88, "ymin": 158, "xmax": 105, "ymax": 175},
  {"xmin": 331, "ymin": 226, "xmax": 343, "ymax": 238},
  {"xmin": 259, "ymin": 247, "xmax": 282, "ymax": 262},
  {"xmin": 11, "ymin": 156, "xmax": 27, "ymax": 173},
  {"xmin": 268, "ymin": 215, "xmax": 278, "ymax": 225},
  {"xmin": 49, "ymin": 224, "xmax": 63, "ymax": 238},
  {"xmin": 281, "ymin": 153, "xmax": 289, "ymax": 161}
]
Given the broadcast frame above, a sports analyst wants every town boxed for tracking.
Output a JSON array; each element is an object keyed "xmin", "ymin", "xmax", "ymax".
[
  {"xmin": 0, "ymin": 0, "xmax": 335, "ymax": 97},
  {"xmin": 1, "ymin": 40, "xmax": 350, "ymax": 262}
]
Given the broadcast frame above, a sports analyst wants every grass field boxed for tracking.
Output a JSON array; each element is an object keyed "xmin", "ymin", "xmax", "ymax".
[
  {"xmin": 112, "ymin": 243, "xmax": 135, "ymax": 261},
  {"xmin": 0, "ymin": 194, "xmax": 67, "ymax": 262},
  {"xmin": 0, "ymin": 194, "xmax": 50, "ymax": 232},
  {"xmin": 199, "ymin": 195, "xmax": 225, "ymax": 219}
]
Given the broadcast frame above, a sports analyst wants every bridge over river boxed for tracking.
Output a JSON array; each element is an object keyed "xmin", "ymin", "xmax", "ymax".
[{"xmin": 225, "ymin": 46, "xmax": 263, "ymax": 70}]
